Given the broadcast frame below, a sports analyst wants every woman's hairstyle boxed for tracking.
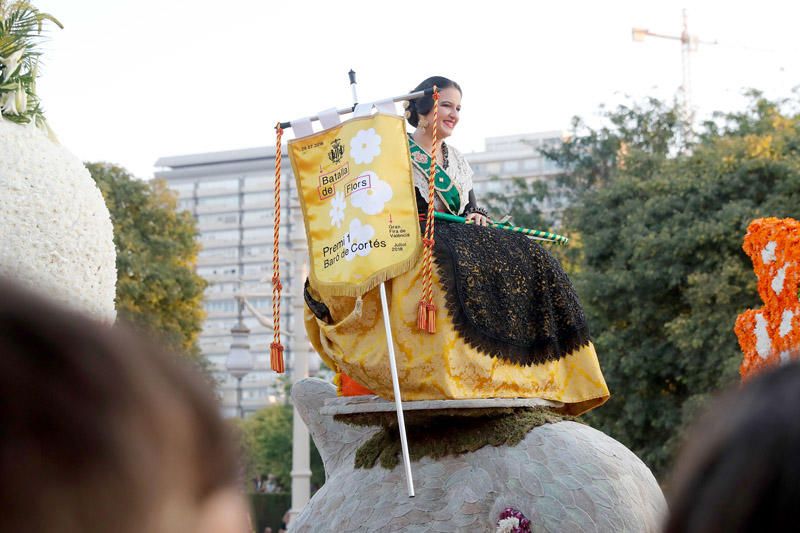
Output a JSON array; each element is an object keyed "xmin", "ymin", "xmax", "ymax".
[
  {"xmin": 0, "ymin": 279, "xmax": 239, "ymax": 533},
  {"xmin": 405, "ymin": 75, "xmax": 461, "ymax": 127},
  {"xmin": 665, "ymin": 359, "xmax": 800, "ymax": 533}
]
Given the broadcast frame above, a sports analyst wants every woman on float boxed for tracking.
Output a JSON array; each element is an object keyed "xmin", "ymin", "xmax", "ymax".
[{"xmin": 304, "ymin": 76, "xmax": 609, "ymax": 415}]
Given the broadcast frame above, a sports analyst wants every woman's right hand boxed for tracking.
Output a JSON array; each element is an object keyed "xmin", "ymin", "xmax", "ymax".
[{"xmin": 465, "ymin": 212, "xmax": 490, "ymax": 227}]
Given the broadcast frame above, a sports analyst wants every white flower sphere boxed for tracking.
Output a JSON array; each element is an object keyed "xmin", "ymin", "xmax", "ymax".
[{"xmin": 0, "ymin": 120, "xmax": 117, "ymax": 322}]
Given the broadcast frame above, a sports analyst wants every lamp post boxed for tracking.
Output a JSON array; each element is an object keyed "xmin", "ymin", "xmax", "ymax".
[{"xmin": 225, "ymin": 299, "xmax": 254, "ymax": 418}]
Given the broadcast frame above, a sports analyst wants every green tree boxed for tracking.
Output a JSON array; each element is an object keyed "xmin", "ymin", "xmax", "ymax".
[
  {"xmin": 483, "ymin": 176, "xmax": 548, "ymax": 229},
  {"xmin": 87, "ymin": 162, "xmax": 207, "ymax": 359},
  {"xmin": 238, "ymin": 404, "xmax": 325, "ymax": 492},
  {"xmin": 541, "ymin": 97, "xmax": 684, "ymax": 199},
  {"xmin": 560, "ymin": 94, "xmax": 800, "ymax": 477}
]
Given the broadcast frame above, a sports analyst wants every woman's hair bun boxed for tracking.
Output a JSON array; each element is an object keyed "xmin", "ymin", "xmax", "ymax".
[{"xmin": 405, "ymin": 76, "xmax": 461, "ymax": 128}]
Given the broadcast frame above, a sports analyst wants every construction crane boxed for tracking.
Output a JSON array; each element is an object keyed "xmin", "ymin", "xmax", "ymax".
[{"xmin": 632, "ymin": 9, "xmax": 717, "ymax": 140}]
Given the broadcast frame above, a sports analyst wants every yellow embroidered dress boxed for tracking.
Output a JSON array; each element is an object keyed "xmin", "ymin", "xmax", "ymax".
[{"xmin": 304, "ymin": 142, "xmax": 609, "ymax": 415}]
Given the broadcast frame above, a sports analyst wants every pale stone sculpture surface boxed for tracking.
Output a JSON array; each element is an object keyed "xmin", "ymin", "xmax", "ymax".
[
  {"xmin": 291, "ymin": 378, "xmax": 666, "ymax": 533},
  {"xmin": 0, "ymin": 121, "xmax": 117, "ymax": 321}
]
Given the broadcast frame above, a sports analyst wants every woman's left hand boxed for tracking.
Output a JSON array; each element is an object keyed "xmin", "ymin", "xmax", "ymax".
[{"xmin": 465, "ymin": 212, "xmax": 491, "ymax": 227}]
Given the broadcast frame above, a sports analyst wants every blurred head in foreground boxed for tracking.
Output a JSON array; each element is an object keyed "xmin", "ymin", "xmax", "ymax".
[
  {"xmin": 0, "ymin": 279, "xmax": 248, "ymax": 533},
  {"xmin": 665, "ymin": 359, "xmax": 800, "ymax": 533}
]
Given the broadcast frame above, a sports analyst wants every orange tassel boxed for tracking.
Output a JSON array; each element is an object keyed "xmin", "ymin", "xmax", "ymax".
[
  {"xmin": 270, "ymin": 342, "xmax": 285, "ymax": 373},
  {"xmin": 417, "ymin": 300, "xmax": 428, "ymax": 331},
  {"xmin": 426, "ymin": 302, "xmax": 436, "ymax": 334}
]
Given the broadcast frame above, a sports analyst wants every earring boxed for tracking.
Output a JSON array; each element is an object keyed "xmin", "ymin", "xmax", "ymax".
[{"xmin": 418, "ymin": 116, "xmax": 429, "ymax": 131}]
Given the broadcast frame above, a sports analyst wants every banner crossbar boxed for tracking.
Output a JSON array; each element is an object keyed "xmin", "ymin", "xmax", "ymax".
[{"xmin": 278, "ymin": 88, "xmax": 434, "ymax": 130}]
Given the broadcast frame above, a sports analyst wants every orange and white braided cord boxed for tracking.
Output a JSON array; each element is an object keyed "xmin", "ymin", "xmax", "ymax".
[
  {"xmin": 270, "ymin": 124, "xmax": 285, "ymax": 373},
  {"xmin": 418, "ymin": 87, "xmax": 439, "ymax": 333}
]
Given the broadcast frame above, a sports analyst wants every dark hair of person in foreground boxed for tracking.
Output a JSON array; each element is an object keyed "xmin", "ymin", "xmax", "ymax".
[
  {"xmin": 665, "ymin": 359, "xmax": 800, "ymax": 533},
  {"xmin": 0, "ymin": 278, "xmax": 248, "ymax": 533}
]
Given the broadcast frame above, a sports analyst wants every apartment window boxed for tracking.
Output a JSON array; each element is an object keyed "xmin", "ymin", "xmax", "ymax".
[
  {"xmin": 244, "ymin": 227, "xmax": 270, "ymax": 241},
  {"xmin": 245, "ymin": 176, "xmax": 270, "ymax": 189},
  {"xmin": 200, "ymin": 230, "xmax": 239, "ymax": 243},
  {"xmin": 502, "ymin": 160, "xmax": 520, "ymax": 174},
  {"xmin": 198, "ymin": 195, "xmax": 239, "ymax": 208},
  {"xmin": 242, "ymin": 210, "xmax": 273, "ymax": 225},
  {"xmin": 244, "ymin": 192, "xmax": 271, "ymax": 206},
  {"xmin": 205, "ymin": 282, "xmax": 237, "ymax": 294},
  {"xmin": 198, "ymin": 178, "xmax": 239, "ymax": 192},
  {"xmin": 197, "ymin": 213, "xmax": 239, "ymax": 226},
  {"xmin": 197, "ymin": 265, "xmax": 239, "ymax": 277},
  {"xmin": 243, "ymin": 263, "xmax": 271, "ymax": 276},
  {"xmin": 205, "ymin": 319, "xmax": 238, "ymax": 332},
  {"xmin": 199, "ymin": 248, "xmax": 239, "ymax": 260},
  {"xmin": 486, "ymin": 181, "xmax": 505, "ymax": 194},
  {"xmin": 244, "ymin": 245, "xmax": 271, "ymax": 258},
  {"xmin": 171, "ymin": 182, "xmax": 195, "ymax": 195},
  {"xmin": 249, "ymin": 297, "xmax": 270, "ymax": 309},
  {"xmin": 486, "ymin": 162, "xmax": 501, "ymax": 175},
  {"xmin": 177, "ymin": 198, "xmax": 195, "ymax": 211},
  {"xmin": 522, "ymin": 158, "xmax": 540, "ymax": 171},
  {"xmin": 204, "ymin": 300, "xmax": 237, "ymax": 313}
]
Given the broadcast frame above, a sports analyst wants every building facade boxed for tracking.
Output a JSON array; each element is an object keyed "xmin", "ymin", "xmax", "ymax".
[{"xmin": 466, "ymin": 131, "xmax": 568, "ymax": 224}]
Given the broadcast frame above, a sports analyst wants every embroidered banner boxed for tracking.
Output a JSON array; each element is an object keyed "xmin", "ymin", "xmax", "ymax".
[{"xmin": 289, "ymin": 113, "xmax": 422, "ymax": 298}]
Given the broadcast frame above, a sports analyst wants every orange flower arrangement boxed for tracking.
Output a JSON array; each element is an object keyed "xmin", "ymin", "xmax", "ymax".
[{"xmin": 735, "ymin": 217, "xmax": 800, "ymax": 380}]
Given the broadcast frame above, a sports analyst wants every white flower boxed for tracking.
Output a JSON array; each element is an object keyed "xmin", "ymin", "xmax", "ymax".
[
  {"xmin": 15, "ymin": 84, "xmax": 27, "ymax": 114},
  {"xmin": 350, "ymin": 128, "xmax": 381, "ymax": 164},
  {"xmin": 345, "ymin": 218, "xmax": 375, "ymax": 261},
  {"xmin": 761, "ymin": 241, "xmax": 777, "ymax": 264},
  {"xmin": 496, "ymin": 517, "xmax": 520, "ymax": 533},
  {"xmin": 780, "ymin": 309, "xmax": 795, "ymax": 338},
  {"xmin": 1, "ymin": 90, "xmax": 17, "ymax": 115},
  {"xmin": 0, "ymin": 121, "xmax": 117, "ymax": 322},
  {"xmin": 754, "ymin": 313, "xmax": 771, "ymax": 359},
  {"xmin": 0, "ymin": 49, "xmax": 24, "ymax": 81},
  {"xmin": 1, "ymin": 84, "xmax": 27, "ymax": 116},
  {"xmin": 350, "ymin": 172, "xmax": 393, "ymax": 215},
  {"xmin": 329, "ymin": 191, "xmax": 345, "ymax": 228},
  {"xmin": 771, "ymin": 263, "xmax": 792, "ymax": 295}
]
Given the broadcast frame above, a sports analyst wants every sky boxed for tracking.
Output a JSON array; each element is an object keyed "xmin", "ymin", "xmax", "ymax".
[{"xmin": 30, "ymin": 0, "xmax": 800, "ymax": 178}]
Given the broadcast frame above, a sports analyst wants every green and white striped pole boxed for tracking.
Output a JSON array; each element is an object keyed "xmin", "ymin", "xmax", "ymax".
[{"xmin": 433, "ymin": 212, "xmax": 569, "ymax": 245}]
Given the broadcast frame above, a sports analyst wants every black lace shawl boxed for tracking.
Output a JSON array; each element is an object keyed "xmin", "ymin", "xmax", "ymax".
[{"xmin": 430, "ymin": 219, "xmax": 591, "ymax": 366}]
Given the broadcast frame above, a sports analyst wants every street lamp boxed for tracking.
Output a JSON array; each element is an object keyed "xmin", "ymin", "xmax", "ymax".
[{"xmin": 225, "ymin": 300, "xmax": 253, "ymax": 418}]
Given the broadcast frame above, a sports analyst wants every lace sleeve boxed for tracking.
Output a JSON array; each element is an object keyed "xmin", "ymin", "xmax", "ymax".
[{"xmin": 447, "ymin": 144, "xmax": 474, "ymax": 215}]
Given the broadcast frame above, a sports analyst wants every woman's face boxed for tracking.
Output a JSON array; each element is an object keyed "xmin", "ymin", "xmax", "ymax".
[{"xmin": 422, "ymin": 86, "xmax": 461, "ymax": 139}]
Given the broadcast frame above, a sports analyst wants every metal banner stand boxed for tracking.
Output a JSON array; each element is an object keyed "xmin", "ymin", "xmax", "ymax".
[
  {"xmin": 279, "ymin": 71, "xmax": 417, "ymax": 497},
  {"xmin": 349, "ymin": 70, "xmax": 414, "ymax": 498}
]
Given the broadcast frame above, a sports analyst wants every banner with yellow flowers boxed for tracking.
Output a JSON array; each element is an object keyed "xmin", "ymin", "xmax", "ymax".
[{"xmin": 289, "ymin": 113, "xmax": 421, "ymax": 298}]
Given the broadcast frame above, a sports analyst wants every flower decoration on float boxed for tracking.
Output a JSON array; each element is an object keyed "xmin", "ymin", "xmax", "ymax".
[
  {"xmin": 495, "ymin": 507, "xmax": 532, "ymax": 533},
  {"xmin": 735, "ymin": 217, "xmax": 800, "ymax": 379},
  {"xmin": 0, "ymin": 1, "xmax": 62, "ymax": 132}
]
